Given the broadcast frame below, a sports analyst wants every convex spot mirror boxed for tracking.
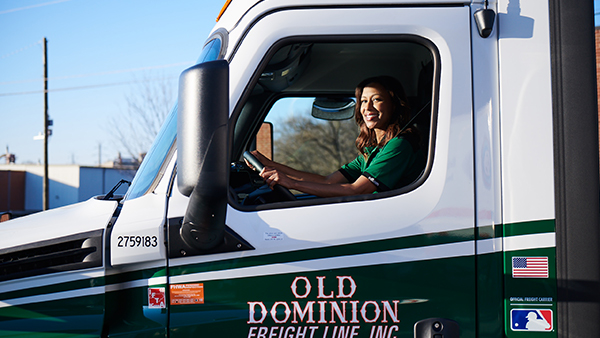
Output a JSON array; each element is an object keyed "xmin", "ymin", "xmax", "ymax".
[{"xmin": 311, "ymin": 97, "xmax": 355, "ymax": 121}]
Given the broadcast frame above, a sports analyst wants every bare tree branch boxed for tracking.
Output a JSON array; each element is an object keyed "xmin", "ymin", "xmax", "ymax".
[
  {"xmin": 274, "ymin": 115, "xmax": 358, "ymax": 175},
  {"xmin": 108, "ymin": 72, "xmax": 176, "ymax": 163}
]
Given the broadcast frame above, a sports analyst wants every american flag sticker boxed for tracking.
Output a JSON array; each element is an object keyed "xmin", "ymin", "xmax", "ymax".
[{"xmin": 512, "ymin": 256, "xmax": 549, "ymax": 278}]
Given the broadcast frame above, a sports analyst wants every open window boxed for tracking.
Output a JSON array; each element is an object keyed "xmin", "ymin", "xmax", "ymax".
[{"xmin": 230, "ymin": 38, "xmax": 438, "ymax": 208}]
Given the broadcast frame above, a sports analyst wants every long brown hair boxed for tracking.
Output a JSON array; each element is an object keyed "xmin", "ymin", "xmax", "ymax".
[{"xmin": 354, "ymin": 76, "xmax": 415, "ymax": 156}]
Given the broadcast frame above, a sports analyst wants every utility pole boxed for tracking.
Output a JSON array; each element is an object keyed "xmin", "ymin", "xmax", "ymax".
[{"xmin": 43, "ymin": 37, "xmax": 49, "ymax": 211}]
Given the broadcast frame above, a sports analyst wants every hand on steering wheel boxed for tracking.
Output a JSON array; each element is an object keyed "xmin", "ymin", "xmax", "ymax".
[{"xmin": 243, "ymin": 151, "xmax": 296, "ymax": 201}]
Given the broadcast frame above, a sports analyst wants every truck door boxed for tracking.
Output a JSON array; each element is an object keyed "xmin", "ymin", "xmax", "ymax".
[{"xmin": 168, "ymin": 4, "xmax": 475, "ymax": 337}]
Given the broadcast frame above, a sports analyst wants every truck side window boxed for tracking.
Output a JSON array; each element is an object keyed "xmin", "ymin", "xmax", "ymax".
[
  {"xmin": 230, "ymin": 39, "xmax": 437, "ymax": 208},
  {"xmin": 265, "ymin": 97, "xmax": 358, "ymax": 176}
]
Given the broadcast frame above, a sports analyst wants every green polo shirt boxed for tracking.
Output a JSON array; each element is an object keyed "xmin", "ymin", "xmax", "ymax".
[{"xmin": 339, "ymin": 136, "xmax": 425, "ymax": 192}]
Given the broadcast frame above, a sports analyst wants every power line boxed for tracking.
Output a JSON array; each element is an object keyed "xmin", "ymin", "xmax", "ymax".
[
  {"xmin": 0, "ymin": 76, "xmax": 179, "ymax": 97},
  {"xmin": 0, "ymin": 0, "xmax": 74, "ymax": 15},
  {"xmin": 0, "ymin": 61, "xmax": 192, "ymax": 86},
  {"xmin": 0, "ymin": 40, "xmax": 43, "ymax": 60}
]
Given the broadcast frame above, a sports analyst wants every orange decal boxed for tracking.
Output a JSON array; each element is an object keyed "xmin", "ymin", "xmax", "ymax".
[{"xmin": 170, "ymin": 283, "xmax": 204, "ymax": 305}]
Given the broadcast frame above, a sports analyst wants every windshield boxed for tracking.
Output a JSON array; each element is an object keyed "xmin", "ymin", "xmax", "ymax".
[
  {"xmin": 124, "ymin": 35, "xmax": 225, "ymax": 200},
  {"xmin": 124, "ymin": 107, "xmax": 177, "ymax": 200}
]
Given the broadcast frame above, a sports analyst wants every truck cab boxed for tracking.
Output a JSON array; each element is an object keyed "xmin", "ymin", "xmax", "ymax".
[{"xmin": 1, "ymin": 0, "xmax": 598, "ymax": 337}]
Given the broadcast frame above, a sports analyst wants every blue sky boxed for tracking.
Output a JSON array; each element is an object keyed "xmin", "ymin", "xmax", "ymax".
[
  {"xmin": 0, "ymin": 0, "xmax": 224, "ymax": 165},
  {"xmin": 1, "ymin": 1, "xmax": 599, "ymax": 166},
  {"xmin": 596, "ymin": 0, "xmax": 600, "ymax": 26}
]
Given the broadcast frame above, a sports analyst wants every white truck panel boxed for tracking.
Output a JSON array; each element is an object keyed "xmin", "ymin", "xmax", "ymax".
[
  {"xmin": 110, "ymin": 193, "xmax": 168, "ymax": 266},
  {"xmin": 0, "ymin": 198, "xmax": 116, "ymax": 250},
  {"xmin": 498, "ymin": 0, "xmax": 555, "ymax": 225}
]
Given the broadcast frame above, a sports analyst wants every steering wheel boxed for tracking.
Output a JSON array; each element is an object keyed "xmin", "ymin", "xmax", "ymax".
[{"xmin": 243, "ymin": 151, "xmax": 296, "ymax": 201}]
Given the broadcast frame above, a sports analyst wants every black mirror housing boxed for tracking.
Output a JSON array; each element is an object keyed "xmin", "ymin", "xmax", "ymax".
[
  {"xmin": 177, "ymin": 60, "xmax": 229, "ymax": 196},
  {"xmin": 177, "ymin": 60, "xmax": 229, "ymax": 251}
]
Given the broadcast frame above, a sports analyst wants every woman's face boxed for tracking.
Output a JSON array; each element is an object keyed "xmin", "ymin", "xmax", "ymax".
[{"xmin": 360, "ymin": 83, "xmax": 395, "ymax": 131}]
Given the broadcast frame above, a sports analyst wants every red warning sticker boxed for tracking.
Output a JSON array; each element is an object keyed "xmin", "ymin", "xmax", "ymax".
[
  {"xmin": 148, "ymin": 287, "xmax": 166, "ymax": 309},
  {"xmin": 170, "ymin": 283, "xmax": 204, "ymax": 305}
]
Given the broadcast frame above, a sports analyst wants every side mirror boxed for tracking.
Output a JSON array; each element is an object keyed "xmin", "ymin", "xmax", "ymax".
[
  {"xmin": 177, "ymin": 60, "xmax": 229, "ymax": 196},
  {"xmin": 177, "ymin": 60, "xmax": 229, "ymax": 251}
]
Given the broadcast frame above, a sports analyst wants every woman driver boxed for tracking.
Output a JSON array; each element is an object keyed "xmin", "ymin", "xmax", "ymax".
[{"xmin": 250, "ymin": 76, "xmax": 425, "ymax": 198}]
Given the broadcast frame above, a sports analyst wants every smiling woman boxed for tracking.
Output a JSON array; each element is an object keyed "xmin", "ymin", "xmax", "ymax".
[
  {"xmin": 360, "ymin": 83, "xmax": 396, "ymax": 132},
  {"xmin": 338, "ymin": 76, "xmax": 425, "ymax": 194}
]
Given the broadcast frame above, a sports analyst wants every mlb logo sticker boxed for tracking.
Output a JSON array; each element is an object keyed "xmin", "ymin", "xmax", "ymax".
[{"xmin": 511, "ymin": 309, "xmax": 553, "ymax": 332}]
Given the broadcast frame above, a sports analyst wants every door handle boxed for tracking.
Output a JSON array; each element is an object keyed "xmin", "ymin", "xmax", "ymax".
[{"xmin": 414, "ymin": 318, "xmax": 460, "ymax": 338}]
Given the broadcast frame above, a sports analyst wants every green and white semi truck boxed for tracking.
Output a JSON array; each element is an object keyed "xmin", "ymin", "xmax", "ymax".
[{"xmin": 1, "ymin": 0, "xmax": 598, "ymax": 336}]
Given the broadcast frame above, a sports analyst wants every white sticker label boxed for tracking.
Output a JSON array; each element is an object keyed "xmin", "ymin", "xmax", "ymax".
[{"xmin": 264, "ymin": 231, "xmax": 284, "ymax": 241}]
